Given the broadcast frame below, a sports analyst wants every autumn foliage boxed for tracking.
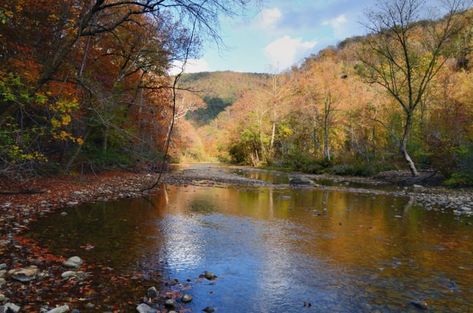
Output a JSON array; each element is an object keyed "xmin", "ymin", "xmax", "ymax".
[{"xmin": 188, "ymin": 5, "xmax": 473, "ymax": 185}]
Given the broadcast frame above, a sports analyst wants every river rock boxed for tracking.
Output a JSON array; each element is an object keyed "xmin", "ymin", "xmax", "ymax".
[
  {"xmin": 136, "ymin": 303, "xmax": 157, "ymax": 313},
  {"xmin": 289, "ymin": 176, "xmax": 314, "ymax": 186},
  {"xmin": 181, "ymin": 294, "xmax": 193, "ymax": 303},
  {"xmin": 203, "ymin": 271, "xmax": 217, "ymax": 280},
  {"xmin": 61, "ymin": 271, "xmax": 78, "ymax": 279},
  {"xmin": 0, "ymin": 264, "xmax": 6, "ymax": 270},
  {"xmin": 164, "ymin": 299, "xmax": 176, "ymax": 310},
  {"xmin": 46, "ymin": 305, "xmax": 70, "ymax": 313},
  {"xmin": 0, "ymin": 278, "xmax": 5, "ymax": 287},
  {"xmin": 0, "ymin": 270, "xmax": 6, "ymax": 278},
  {"xmin": 0, "ymin": 294, "xmax": 5, "ymax": 302},
  {"xmin": 146, "ymin": 286, "xmax": 158, "ymax": 299},
  {"xmin": 63, "ymin": 256, "xmax": 83, "ymax": 268},
  {"xmin": 3, "ymin": 303, "xmax": 20, "ymax": 313},
  {"xmin": 202, "ymin": 306, "xmax": 215, "ymax": 313},
  {"xmin": 8, "ymin": 265, "xmax": 39, "ymax": 282},
  {"xmin": 410, "ymin": 300, "xmax": 428, "ymax": 310}
]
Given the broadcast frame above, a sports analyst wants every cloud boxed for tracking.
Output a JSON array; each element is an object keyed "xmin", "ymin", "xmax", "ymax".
[
  {"xmin": 256, "ymin": 8, "xmax": 282, "ymax": 29},
  {"xmin": 322, "ymin": 14, "xmax": 349, "ymax": 37},
  {"xmin": 169, "ymin": 58, "xmax": 210, "ymax": 75},
  {"xmin": 264, "ymin": 35, "xmax": 317, "ymax": 70}
]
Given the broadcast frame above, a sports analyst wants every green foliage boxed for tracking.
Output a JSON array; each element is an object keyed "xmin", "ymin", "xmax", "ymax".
[
  {"xmin": 327, "ymin": 163, "xmax": 380, "ymax": 177},
  {"xmin": 444, "ymin": 144, "xmax": 473, "ymax": 186},
  {"xmin": 181, "ymin": 71, "xmax": 269, "ymax": 125},
  {"xmin": 187, "ymin": 97, "xmax": 233, "ymax": 126}
]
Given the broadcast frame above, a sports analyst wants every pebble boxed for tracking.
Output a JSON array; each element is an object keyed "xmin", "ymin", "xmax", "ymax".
[
  {"xmin": 0, "ymin": 264, "xmax": 6, "ymax": 270},
  {"xmin": 0, "ymin": 294, "xmax": 5, "ymax": 302},
  {"xmin": 61, "ymin": 271, "xmax": 77, "ymax": 279},
  {"xmin": 164, "ymin": 299, "xmax": 176, "ymax": 310},
  {"xmin": 182, "ymin": 294, "xmax": 193, "ymax": 303},
  {"xmin": 136, "ymin": 303, "xmax": 157, "ymax": 313},
  {"xmin": 46, "ymin": 305, "xmax": 70, "ymax": 313},
  {"xmin": 8, "ymin": 265, "xmax": 39, "ymax": 282},
  {"xmin": 0, "ymin": 278, "xmax": 5, "ymax": 287},
  {"xmin": 410, "ymin": 300, "xmax": 428, "ymax": 310},
  {"xmin": 203, "ymin": 271, "xmax": 217, "ymax": 280},
  {"xmin": 63, "ymin": 256, "xmax": 83, "ymax": 268},
  {"xmin": 146, "ymin": 286, "xmax": 158, "ymax": 299},
  {"xmin": 3, "ymin": 303, "xmax": 21, "ymax": 313},
  {"xmin": 203, "ymin": 306, "xmax": 215, "ymax": 313}
]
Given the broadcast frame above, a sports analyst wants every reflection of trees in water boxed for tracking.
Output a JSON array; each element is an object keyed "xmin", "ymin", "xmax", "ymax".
[{"xmin": 30, "ymin": 193, "xmax": 169, "ymax": 271}]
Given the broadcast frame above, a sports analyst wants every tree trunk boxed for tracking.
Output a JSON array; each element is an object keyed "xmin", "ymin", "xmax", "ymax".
[
  {"xmin": 401, "ymin": 113, "xmax": 419, "ymax": 177},
  {"xmin": 323, "ymin": 127, "xmax": 331, "ymax": 161},
  {"xmin": 323, "ymin": 114, "xmax": 331, "ymax": 161},
  {"xmin": 270, "ymin": 121, "xmax": 276, "ymax": 151}
]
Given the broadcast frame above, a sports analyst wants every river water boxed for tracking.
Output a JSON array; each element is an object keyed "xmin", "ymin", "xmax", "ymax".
[{"xmin": 28, "ymin": 165, "xmax": 473, "ymax": 312}]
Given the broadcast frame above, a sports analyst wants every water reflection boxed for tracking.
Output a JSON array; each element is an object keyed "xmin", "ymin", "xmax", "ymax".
[{"xmin": 29, "ymin": 183, "xmax": 473, "ymax": 312}]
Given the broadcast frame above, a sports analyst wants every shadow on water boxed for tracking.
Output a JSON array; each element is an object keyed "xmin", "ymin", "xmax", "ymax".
[{"xmin": 28, "ymin": 175, "xmax": 473, "ymax": 312}]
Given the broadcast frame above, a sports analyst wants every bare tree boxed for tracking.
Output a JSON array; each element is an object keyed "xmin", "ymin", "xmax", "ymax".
[{"xmin": 359, "ymin": 0, "xmax": 470, "ymax": 176}]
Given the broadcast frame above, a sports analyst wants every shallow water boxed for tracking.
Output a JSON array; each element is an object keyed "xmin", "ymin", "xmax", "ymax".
[{"xmin": 29, "ymin": 167, "xmax": 473, "ymax": 312}]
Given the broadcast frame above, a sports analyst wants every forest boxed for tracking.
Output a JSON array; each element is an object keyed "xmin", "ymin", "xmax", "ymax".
[
  {"xmin": 0, "ymin": 0, "xmax": 249, "ymax": 181},
  {"xmin": 177, "ymin": 4, "xmax": 473, "ymax": 186},
  {"xmin": 1, "ymin": 0, "xmax": 473, "ymax": 186}
]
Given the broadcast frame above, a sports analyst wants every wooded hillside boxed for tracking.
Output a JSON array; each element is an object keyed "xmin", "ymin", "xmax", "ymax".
[{"xmin": 191, "ymin": 4, "xmax": 473, "ymax": 185}]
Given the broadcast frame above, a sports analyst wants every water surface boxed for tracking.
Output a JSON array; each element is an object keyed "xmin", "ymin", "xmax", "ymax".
[{"xmin": 29, "ymin": 167, "xmax": 473, "ymax": 312}]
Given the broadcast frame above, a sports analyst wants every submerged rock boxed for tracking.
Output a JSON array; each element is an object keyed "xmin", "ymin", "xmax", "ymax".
[
  {"xmin": 202, "ymin": 271, "xmax": 217, "ymax": 280},
  {"xmin": 164, "ymin": 299, "xmax": 176, "ymax": 310},
  {"xmin": 181, "ymin": 294, "xmax": 193, "ymax": 303},
  {"xmin": 8, "ymin": 265, "xmax": 39, "ymax": 282},
  {"xmin": 63, "ymin": 256, "xmax": 83, "ymax": 268},
  {"xmin": 202, "ymin": 306, "xmax": 215, "ymax": 313}
]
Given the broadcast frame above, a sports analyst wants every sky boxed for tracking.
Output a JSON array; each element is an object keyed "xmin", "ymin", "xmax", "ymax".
[{"xmin": 178, "ymin": 0, "xmax": 378, "ymax": 74}]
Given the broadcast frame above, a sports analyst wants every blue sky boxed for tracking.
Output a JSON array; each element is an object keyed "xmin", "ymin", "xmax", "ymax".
[{"xmin": 180, "ymin": 0, "xmax": 377, "ymax": 74}]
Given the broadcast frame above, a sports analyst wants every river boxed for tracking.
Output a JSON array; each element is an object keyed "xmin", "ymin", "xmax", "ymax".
[{"xmin": 28, "ymin": 164, "xmax": 473, "ymax": 312}]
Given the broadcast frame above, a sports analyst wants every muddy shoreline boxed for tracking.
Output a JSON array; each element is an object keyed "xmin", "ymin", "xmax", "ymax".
[{"xmin": 1, "ymin": 165, "xmax": 472, "ymax": 312}]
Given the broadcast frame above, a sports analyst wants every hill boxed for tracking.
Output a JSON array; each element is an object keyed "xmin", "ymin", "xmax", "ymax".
[{"xmin": 181, "ymin": 71, "xmax": 269, "ymax": 126}]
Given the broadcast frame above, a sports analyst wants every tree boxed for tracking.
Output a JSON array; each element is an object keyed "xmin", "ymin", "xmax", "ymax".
[{"xmin": 359, "ymin": 0, "xmax": 469, "ymax": 176}]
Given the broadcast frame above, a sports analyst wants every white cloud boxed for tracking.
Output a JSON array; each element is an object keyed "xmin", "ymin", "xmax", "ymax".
[
  {"xmin": 264, "ymin": 36, "xmax": 317, "ymax": 70},
  {"xmin": 322, "ymin": 14, "xmax": 348, "ymax": 37},
  {"xmin": 169, "ymin": 58, "xmax": 210, "ymax": 75},
  {"xmin": 256, "ymin": 8, "xmax": 282, "ymax": 29}
]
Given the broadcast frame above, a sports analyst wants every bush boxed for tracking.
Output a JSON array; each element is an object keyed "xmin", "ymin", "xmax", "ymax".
[
  {"xmin": 444, "ymin": 144, "xmax": 473, "ymax": 186},
  {"xmin": 326, "ymin": 161, "xmax": 393, "ymax": 177}
]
